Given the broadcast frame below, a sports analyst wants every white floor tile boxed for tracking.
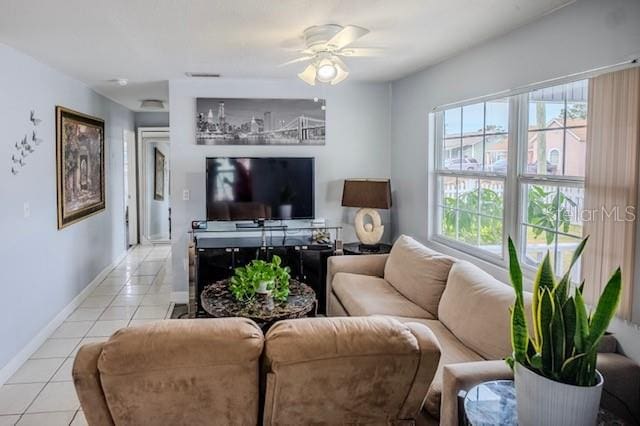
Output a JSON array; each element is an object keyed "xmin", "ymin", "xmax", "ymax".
[
  {"xmin": 16, "ymin": 410, "xmax": 75, "ymax": 425},
  {"xmin": 86, "ymin": 321, "xmax": 128, "ymax": 337},
  {"xmin": 118, "ymin": 285, "xmax": 150, "ymax": 296},
  {"xmin": 7, "ymin": 359, "xmax": 65, "ymax": 384},
  {"xmin": 0, "ymin": 414, "xmax": 20, "ymax": 425},
  {"xmin": 133, "ymin": 305, "xmax": 170, "ymax": 320},
  {"xmin": 90, "ymin": 286, "xmax": 121, "ymax": 296},
  {"xmin": 71, "ymin": 338, "xmax": 107, "ymax": 357},
  {"xmin": 31, "ymin": 339, "xmax": 80, "ymax": 359},
  {"xmin": 110, "ymin": 295, "xmax": 144, "ymax": 306},
  {"xmin": 100, "ymin": 276, "xmax": 128, "ymax": 286},
  {"xmin": 140, "ymin": 293, "xmax": 171, "ymax": 306},
  {"xmin": 128, "ymin": 319, "xmax": 159, "ymax": 327},
  {"xmin": 78, "ymin": 296, "xmax": 113, "ymax": 309},
  {"xmin": 26, "ymin": 382, "xmax": 79, "ymax": 413},
  {"xmin": 126, "ymin": 275, "xmax": 156, "ymax": 285},
  {"xmin": 133, "ymin": 261, "xmax": 163, "ymax": 276},
  {"xmin": 51, "ymin": 322, "xmax": 93, "ymax": 339},
  {"xmin": 0, "ymin": 384, "xmax": 44, "ymax": 415},
  {"xmin": 65, "ymin": 308, "xmax": 104, "ymax": 322},
  {"xmin": 50, "ymin": 358, "xmax": 74, "ymax": 382},
  {"xmin": 70, "ymin": 410, "xmax": 87, "ymax": 426},
  {"xmin": 98, "ymin": 306, "xmax": 137, "ymax": 320}
]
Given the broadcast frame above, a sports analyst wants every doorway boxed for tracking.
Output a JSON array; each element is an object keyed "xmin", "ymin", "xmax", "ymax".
[
  {"xmin": 138, "ymin": 127, "xmax": 171, "ymax": 244},
  {"xmin": 123, "ymin": 129, "xmax": 138, "ymax": 247}
]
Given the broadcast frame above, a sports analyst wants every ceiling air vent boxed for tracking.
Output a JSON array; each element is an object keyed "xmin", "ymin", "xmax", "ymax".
[{"xmin": 185, "ymin": 72, "xmax": 221, "ymax": 78}]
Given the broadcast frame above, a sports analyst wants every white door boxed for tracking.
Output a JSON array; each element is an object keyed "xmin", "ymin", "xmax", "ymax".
[{"xmin": 124, "ymin": 129, "xmax": 138, "ymax": 246}]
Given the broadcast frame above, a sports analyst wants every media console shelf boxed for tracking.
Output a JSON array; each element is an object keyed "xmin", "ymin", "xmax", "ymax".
[{"xmin": 189, "ymin": 221, "xmax": 343, "ymax": 318}]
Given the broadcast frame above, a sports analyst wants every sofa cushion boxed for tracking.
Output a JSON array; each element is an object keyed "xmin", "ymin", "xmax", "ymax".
[
  {"xmin": 384, "ymin": 235, "xmax": 455, "ymax": 317},
  {"xmin": 438, "ymin": 261, "xmax": 533, "ymax": 360},
  {"xmin": 332, "ymin": 272, "xmax": 434, "ymax": 318},
  {"xmin": 391, "ymin": 318, "xmax": 484, "ymax": 418}
]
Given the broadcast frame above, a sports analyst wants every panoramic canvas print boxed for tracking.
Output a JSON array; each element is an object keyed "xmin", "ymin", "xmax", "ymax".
[
  {"xmin": 56, "ymin": 106, "xmax": 105, "ymax": 229},
  {"xmin": 196, "ymin": 98, "xmax": 325, "ymax": 145}
]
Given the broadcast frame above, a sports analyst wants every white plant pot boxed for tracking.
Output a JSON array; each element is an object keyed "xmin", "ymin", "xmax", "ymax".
[
  {"xmin": 515, "ymin": 362, "xmax": 603, "ymax": 426},
  {"xmin": 257, "ymin": 280, "xmax": 273, "ymax": 295},
  {"xmin": 279, "ymin": 204, "xmax": 292, "ymax": 220}
]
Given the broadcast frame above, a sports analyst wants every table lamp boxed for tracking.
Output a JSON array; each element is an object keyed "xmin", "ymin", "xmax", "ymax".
[{"xmin": 341, "ymin": 179, "xmax": 392, "ymax": 250}]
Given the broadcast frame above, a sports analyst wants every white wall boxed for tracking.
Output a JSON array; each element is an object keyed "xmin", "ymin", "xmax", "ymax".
[
  {"xmin": 0, "ymin": 44, "xmax": 134, "ymax": 372},
  {"xmin": 390, "ymin": 0, "xmax": 640, "ymax": 359},
  {"xmin": 135, "ymin": 111, "xmax": 170, "ymax": 128},
  {"xmin": 169, "ymin": 78, "xmax": 391, "ymax": 294}
]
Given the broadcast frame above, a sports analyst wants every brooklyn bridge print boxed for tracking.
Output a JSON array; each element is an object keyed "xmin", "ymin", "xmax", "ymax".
[{"xmin": 196, "ymin": 98, "xmax": 326, "ymax": 145}]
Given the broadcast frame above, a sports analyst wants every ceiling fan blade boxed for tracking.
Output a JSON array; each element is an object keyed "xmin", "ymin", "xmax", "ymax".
[
  {"xmin": 279, "ymin": 56, "xmax": 313, "ymax": 67},
  {"xmin": 326, "ymin": 25, "xmax": 369, "ymax": 50},
  {"xmin": 331, "ymin": 61, "xmax": 349, "ymax": 85},
  {"xmin": 337, "ymin": 47, "xmax": 384, "ymax": 57},
  {"xmin": 332, "ymin": 55, "xmax": 349, "ymax": 71},
  {"xmin": 298, "ymin": 64, "xmax": 317, "ymax": 85}
]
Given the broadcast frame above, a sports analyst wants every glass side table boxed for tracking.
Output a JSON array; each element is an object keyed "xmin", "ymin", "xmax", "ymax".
[{"xmin": 461, "ymin": 380, "xmax": 626, "ymax": 426}]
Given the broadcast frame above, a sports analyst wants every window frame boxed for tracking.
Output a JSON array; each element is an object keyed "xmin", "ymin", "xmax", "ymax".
[{"xmin": 431, "ymin": 81, "xmax": 587, "ymax": 274}]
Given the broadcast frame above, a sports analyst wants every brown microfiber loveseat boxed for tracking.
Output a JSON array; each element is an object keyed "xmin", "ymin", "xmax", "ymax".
[
  {"xmin": 327, "ymin": 235, "xmax": 640, "ymax": 425},
  {"xmin": 73, "ymin": 316, "xmax": 442, "ymax": 426}
]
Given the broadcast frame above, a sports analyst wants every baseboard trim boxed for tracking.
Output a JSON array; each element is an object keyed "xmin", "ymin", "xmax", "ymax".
[
  {"xmin": 0, "ymin": 248, "xmax": 131, "ymax": 386},
  {"xmin": 171, "ymin": 291, "xmax": 188, "ymax": 304}
]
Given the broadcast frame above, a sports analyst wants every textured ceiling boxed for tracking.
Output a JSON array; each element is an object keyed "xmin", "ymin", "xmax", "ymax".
[{"xmin": 0, "ymin": 0, "xmax": 573, "ymax": 111}]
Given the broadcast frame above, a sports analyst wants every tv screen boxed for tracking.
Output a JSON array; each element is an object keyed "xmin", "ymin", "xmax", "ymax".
[{"xmin": 206, "ymin": 157, "xmax": 315, "ymax": 221}]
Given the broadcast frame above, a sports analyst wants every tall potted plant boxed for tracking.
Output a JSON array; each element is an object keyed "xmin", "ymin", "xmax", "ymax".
[{"xmin": 506, "ymin": 237, "xmax": 621, "ymax": 426}]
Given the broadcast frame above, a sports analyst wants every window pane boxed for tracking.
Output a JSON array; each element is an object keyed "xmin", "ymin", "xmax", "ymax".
[
  {"xmin": 563, "ymin": 127, "xmax": 586, "ymax": 177},
  {"xmin": 524, "ymin": 225, "xmax": 556, "ymax": 268},
  {"xmin": 441, "ymin": 207, "xmax": 457, "ymax": 239},
  {"xmin": 443, "ymin": 138, "xmax": 462, "ymax": 170},
  {"xmin": 480, "ymin": 216, "xmax": 503, "ymax": 254},
  {"xmin": 485, "ymin": 99, "xmax": 509, "ymax": 134},
  {"xmin": 524, "ymin": 184, "xmax": 558, "ymax": 231},
  {"xmin": 558, "ymin": 186, "xmax": 583, "ymax": 238},
  {"xmin": 457, "ymin": 178, "xmax": 479, "ymax": 213},
  {"xmin": 480, "ymin": 180, "xmax": 504, "ymax": 218},
  {"xmin": 557, "ymin": 236, "xmax": 583, "ymax": 284},
  {"xmin": 528, "ymin": 83, "xmax": 565, "ymax": 130},
  {"xmin": 458, "ymin": 210, "xmax": 479, "ymax": 245},
  {"xmin": 462, "ymin": 138, "xmax": 483, "ymax": 170},
  {"xmin": 444, "ymin": 107, "xmax": 461, "ymax": 137},
  {"xmin": 462, "ymin": 103, "xmax": 484, "ymax": 136},
  {"xmin": 485, "ymin": 134, "xmax": 508, "ymax": 173},
  {"xmin": 526, "ymin": 130, "xmax": 563, "ymax": 175},
  {"xmin": 440, "ymin": 176, "xmax": 457, "ymax": 207}
]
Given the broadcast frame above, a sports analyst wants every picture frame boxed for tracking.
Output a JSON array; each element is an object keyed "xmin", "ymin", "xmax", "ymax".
[
  {"xmin": 154, "ymin": 147, "xmax": 165, "ymax": 201},
  {"xmin": 56, "ymin": 106, "xmax": 105, "ymax": 229}
]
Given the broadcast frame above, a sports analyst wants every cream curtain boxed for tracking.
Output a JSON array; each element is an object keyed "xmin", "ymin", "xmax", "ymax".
[{"xmin": 582, "ymin": 67, "xmax": 640, "ymax": 320}]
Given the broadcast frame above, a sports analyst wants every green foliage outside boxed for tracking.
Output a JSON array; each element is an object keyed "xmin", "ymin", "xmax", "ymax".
[
  {"xmin": 506, "ymin": 237, "xmax": 621, "ymax": 386},
  {"xmin": 230, "ymin": 255, "xmax": 290, "ymax": 302}
]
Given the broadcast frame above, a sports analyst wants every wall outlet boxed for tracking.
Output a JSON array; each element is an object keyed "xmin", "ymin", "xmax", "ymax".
[
  {"xmin": 182, "ymin": 189, "xmax": 190, "ymax": 201},
  {"xmin": 23, "ymin": 202, "xmax": 30, "ymax": 218}
]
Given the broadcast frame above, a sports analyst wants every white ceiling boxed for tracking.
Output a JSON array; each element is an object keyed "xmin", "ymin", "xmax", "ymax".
[{"xmin": 0, "ymin": 0, "xmax": 573, "ymax": 111}]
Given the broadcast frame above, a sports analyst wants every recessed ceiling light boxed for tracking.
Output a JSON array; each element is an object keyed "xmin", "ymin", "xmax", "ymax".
[
  {"xmin": 115, "ymin": 78, "xmax": 128, "ymax": 86},
  {"xmin": 140, "ymin": 99, "xmax": 165, "ymax": 109}
]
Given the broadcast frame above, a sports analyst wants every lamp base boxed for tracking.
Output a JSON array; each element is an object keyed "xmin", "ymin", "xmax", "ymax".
[{"xmin": 354, "ymin": 208, "xmax": 384, "ymax": 246}]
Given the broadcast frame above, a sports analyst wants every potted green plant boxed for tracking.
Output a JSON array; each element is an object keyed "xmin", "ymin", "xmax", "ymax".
[
  {"xmin": 506, "ymin": 237, "xmax": 621, "ymax": 426},
  {"xmin": 229, "ymin": 255, "xmax": 290, "ymax": 302}
]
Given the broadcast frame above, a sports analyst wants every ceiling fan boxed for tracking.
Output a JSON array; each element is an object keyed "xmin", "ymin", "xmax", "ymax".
[{"xmin": 281, "ymin": 24, "xmax": 380, "ymax": 86}]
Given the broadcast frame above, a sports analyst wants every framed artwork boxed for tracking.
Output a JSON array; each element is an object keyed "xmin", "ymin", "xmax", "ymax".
[
  {"xmin": 154, "ymin": 147, "xmax": 165, "ymax": 201},
  {"xmin": 56, "ymin": 106, "xmax": 105, "ymax": 229},
  {"xmin": 195, "ymin": 98, "xmax": 326, "ymax": 145}
]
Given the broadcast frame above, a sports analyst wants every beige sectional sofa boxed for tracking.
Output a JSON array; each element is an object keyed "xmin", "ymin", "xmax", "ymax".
[{"xmin": 327, "ymin": 235, "xmax": 640, "ymax": 425}]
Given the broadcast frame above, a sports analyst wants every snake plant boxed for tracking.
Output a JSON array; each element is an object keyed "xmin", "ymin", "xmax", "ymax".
[{"xmin": 506, "ymin": 236, "xmax": 622, "ymax": 386}]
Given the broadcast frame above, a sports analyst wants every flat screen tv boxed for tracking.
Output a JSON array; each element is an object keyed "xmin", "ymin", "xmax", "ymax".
[{"xmin": 206, "ymin": 157, "xmax": 315, "ymax": 221}]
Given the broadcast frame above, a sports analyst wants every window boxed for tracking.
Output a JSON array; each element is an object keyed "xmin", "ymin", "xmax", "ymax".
[
  {"xmin": 435, "ymin": 99, "xmax": 510, "ymax": 257},
  {"xmin": 433, "ymin": 80, "xmax": 588, "ymax": 277}
]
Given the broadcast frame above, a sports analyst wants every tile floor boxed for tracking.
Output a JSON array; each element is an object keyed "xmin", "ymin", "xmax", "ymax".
[{"xmin": 0, "ymin": 245, "xmax": 174, "ymax": 425}]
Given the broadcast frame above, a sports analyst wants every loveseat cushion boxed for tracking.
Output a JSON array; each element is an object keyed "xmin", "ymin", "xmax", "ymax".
[
  {"xmin": 392, "ymin": 318, "xmax": 484, "ymax": 418},
  {"xmin": 384, "ymin": 235, "xmax": 455, "ymax": 317},
  {"xmin": 332, "ymin": 272, "xmax": 434, "ymax": 318},
  {"xmin": 438, "ymin": 260, "xmax": 533, "ymax": 360}
]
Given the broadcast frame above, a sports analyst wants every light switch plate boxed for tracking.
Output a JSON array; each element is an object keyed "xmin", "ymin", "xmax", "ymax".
[{"xmin": 182, "ymin": 189, "xmax": 190, "ymax": 201}]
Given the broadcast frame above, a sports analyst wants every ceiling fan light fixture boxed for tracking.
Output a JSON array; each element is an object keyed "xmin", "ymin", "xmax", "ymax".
[
  {"xmin": 140, "ymin": 99, "xmax": 165, "ymax": 110},
  {"xmin": 298, "ymin": 64, "xmax": 317, "ymax": 86},
  {"xmin": 316, "ymin": 59, "xmax": 337, "ymax": 83}
]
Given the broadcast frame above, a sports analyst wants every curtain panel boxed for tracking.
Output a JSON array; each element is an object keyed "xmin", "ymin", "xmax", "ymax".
[{"xmin": 582, "ymin": 67, "xmax": 640, "ymax": 320}]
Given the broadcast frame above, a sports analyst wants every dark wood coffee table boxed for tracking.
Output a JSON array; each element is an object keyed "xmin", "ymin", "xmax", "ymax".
[{"xmin": 200, "ymin": 279, "xmax": 317, "ymax": 329}]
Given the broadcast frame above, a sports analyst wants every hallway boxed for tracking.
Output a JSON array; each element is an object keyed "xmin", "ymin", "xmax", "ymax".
[{"xmin": 0, "ymin": 245, "xmax": 173, "ymax": 425}]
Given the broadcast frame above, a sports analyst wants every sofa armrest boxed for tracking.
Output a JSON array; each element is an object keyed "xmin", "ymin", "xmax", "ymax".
[
  {"xmin": 72, "ymin": 342, "xmax": 115, "ymax": 426},
  {"xmin": 440, "ymin": 360, "xmax": 513, "ymax": 426},
  {"xmin": 597, "ymin": 352, "xmax": 640, "ymax": 424},
  {"xmin": 326, "ymin": 254, "xmax": 389, "ymax": 314}
]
